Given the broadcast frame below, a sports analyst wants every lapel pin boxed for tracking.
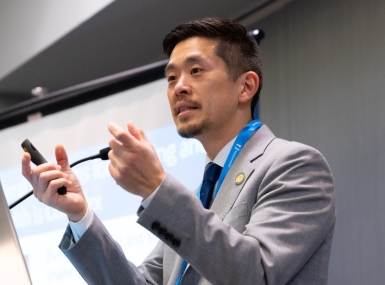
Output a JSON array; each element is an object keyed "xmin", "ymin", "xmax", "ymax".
[{"xmin": 235, "ymin": 173, "xmax": 245, "ymax": 185}]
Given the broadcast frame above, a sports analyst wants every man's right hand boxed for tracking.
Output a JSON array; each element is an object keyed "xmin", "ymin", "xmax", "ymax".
[{"xmin": 21, "ymin": 144, "xmax": 88, "ymax": 222}]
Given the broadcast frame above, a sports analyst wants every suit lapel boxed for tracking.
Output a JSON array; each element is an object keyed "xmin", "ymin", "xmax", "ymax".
[
  {"xmin": 171, "ymin": 126, "xmax": 276, "ymax": 284},
  {"xmin": 210, "ymin": 125, "xmax": 276, "ymax": 220}
]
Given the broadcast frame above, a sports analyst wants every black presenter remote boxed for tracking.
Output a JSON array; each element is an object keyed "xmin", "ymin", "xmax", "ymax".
[{"xmin": 21, "ymin": 139, "xmax": 67, "ymax": 195}]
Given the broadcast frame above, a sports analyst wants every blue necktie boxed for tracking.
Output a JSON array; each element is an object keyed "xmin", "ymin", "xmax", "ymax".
[
  {"xmin": 175, "ymin": 162, "xmax": 222, "ymax": 285},
  {"xmin": 200, "ymin": 162, "xmax": 223, "ymax": 209}
]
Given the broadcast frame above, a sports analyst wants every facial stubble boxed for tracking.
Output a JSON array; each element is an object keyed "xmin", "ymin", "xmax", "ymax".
[{"xmin": 176, "ymin": 120, "xmax": 209, "ymax": 139}]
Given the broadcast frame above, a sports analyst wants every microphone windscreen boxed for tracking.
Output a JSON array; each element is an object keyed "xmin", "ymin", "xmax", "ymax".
[{"xmin": 99, "ymin": 147, "xmax": 111, "ymax": 160}]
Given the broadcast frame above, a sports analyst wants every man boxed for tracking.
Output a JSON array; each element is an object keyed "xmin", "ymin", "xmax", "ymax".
[{"xmin": 22, "ymin": 17, "xmax": 335, "ymax": 285}]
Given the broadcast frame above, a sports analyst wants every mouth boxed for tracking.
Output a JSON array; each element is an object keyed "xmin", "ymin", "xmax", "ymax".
[
  {"xmin": 175, "ymin": 102, "xmax": 199, "ymax": 116},
  {"xmin": 178, "ymin": 106, "xmax": 198, "ymax": 115}
]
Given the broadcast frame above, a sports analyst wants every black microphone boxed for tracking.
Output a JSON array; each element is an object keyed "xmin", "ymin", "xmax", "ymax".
[
  {"xmin": 99, "ymin": 147, "xmax": 111, "ymax": 160},
  {"xmin": 9, "ymin": 146, "xmax": 111, "ymax": 210}
]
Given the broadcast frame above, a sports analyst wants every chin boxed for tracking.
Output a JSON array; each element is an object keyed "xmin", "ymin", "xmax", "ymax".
[{"xmin": 177, "ymin": 122, "xmax": 207, "ymax": 138}]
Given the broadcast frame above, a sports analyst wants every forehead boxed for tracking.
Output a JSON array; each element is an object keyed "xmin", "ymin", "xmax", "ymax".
[{"xmin": 165, "ymin": 37, "xmax": 220, "ymax": 72}]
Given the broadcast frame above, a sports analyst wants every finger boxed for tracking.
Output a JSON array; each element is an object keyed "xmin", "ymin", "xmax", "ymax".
[
  {"xmin": 30, "ymin": 163, "xmax": 60, "ymax": 189},
  {"xmin": 35, "ymin": 170, "xmax": 69, "ymax": 195},
  {"xmin": 109, "ymin": 136, "xmax": 123, "ymax": 149},
  {"xmin": 47, "ymin": 177, "xmax": 72, "ymax": 194},
  {"xmin": 40, "ymin": 178, "xmax": 72, "ymax": 205},
  {"xmin": 107, "ymin": 147, "xmax": 121, "ymax": 169},
  {"xmin": 39, "ymin": 170, "xmax": 69, "ymax": 184},
  {"xmin": 127, "ymin": 121, "xmax": 144, "ymax": 141},
  {"xmin": 128, "ymin": 122, "xmax": 153, "ymax": 147},
  {"xmin": 55, "ymin": 144, "xmax": 70, "ymax": 172},
  {"xmin": 108, "ymin": 122, "xmax": 138, "ymax": 149},
  {"xmin": 108, "ymin": 137, "xmax": 141, "ymax": 173},
  {"xmin": 22, "ymin": 152, "xmax": 32, "ymax": 182}
]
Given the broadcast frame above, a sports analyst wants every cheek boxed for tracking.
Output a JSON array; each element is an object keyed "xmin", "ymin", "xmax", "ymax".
[
  {"xmin": 212, "ymin": 92, "xmax": 238, "ymax": 116},
  {"xmin": 167, "ymin": 89, "xmax": 174, "ymax": 104},
  {"xmin": 167, "ymin": 86, "xmax": 172, "ymax": 97}
]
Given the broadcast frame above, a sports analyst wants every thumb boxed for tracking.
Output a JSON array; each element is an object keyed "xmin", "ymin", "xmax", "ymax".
[
  {"xmin": 55, "ymin": 144, "xmax": 70, "ymax": 171},
  {"xmin": 21, "ymin": 152, "xmax": 32, "ymax": 183}
]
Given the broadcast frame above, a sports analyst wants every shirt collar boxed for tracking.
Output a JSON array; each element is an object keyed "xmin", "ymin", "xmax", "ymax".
[{"xmin": 205, "ymin": 137, "xmax": 236, "ymax": 167}]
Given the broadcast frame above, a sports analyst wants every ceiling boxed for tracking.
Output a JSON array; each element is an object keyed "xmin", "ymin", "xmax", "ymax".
[{"xmin": 0, "ymin": 0, "xmax": 274, "ymax": 110}]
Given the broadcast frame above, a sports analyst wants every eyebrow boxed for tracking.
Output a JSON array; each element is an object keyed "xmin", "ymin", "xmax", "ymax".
[{"xmin": 164, "ymin": 55, "xmax": 205, "ymax": 75}]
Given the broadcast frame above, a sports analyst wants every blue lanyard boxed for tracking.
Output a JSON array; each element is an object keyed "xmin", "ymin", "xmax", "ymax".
[
  {"xmin": 213, "ymin": 119, "xmax": 262, "ymax": 198},
  {"xmin": 176, "ymin": 119, "xmax": 262, "ymax": 285}
]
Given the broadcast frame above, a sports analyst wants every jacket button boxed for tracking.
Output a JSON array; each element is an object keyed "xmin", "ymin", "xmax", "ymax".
[
  {"xmin": 165, "ymin": 232, "xmax": 174, "ymax": 241},
  {"xmin": 158, "ymin": 227, "xmax": 167, "ymax": 236},
  {"xmin": 151, "ymin": 221, "xmax": 161, "ymax": 230},
  {"xmin": 172, "ymin": 238, "xmax": 181, "ymax": 247}
]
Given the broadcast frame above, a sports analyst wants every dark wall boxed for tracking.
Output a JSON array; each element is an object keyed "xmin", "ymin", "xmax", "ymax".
[{"xmin": 254, "ymin": 0, "xmax": 385, "ymax": 284}]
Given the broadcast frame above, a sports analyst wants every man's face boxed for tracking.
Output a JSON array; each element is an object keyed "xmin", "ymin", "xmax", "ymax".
[{"xmin": 165, "ymin": 37, "xmax": 242, "ymax": 140}]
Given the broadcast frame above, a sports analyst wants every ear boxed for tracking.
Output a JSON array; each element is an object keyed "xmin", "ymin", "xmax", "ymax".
[{"xmin": 238, "ymin": 71, "xmax": 259, "ymax": 103}]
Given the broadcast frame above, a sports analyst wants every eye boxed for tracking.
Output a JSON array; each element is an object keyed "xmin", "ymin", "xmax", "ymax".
[
  {"xmin": 191, "ymin": 67, "xmax": 201, "ymax": 75},
  {"xmin": 167, "ymin": 75, "xmax": 177, "ymax": 82}
]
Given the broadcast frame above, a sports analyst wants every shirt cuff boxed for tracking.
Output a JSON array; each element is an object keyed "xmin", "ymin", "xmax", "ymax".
[
  {"xmin": 141, "ymin": 187, "xmax": 159, "ymax": 209},
  {"xmin": 69, "ymin": 206, "xmax": 94, "ymax": 243}
]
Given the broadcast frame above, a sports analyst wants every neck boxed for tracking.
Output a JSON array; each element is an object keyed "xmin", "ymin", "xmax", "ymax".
[{"xmin": 198, "ymin": 116, "xmax": 253, "ymax": 160}]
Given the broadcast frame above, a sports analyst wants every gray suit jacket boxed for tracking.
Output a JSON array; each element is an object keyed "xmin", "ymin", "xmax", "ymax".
[{"xmin": 60, "ymin": 125, "xmax": 335, "ymax": 285}]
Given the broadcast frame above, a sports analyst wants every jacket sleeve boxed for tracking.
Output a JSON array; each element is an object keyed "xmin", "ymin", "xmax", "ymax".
[{"xmin": 59, "ymin": 213, "xmax": 163, "ymax": 285}]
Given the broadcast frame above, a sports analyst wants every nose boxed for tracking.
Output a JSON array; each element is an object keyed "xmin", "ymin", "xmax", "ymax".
[{"xmin": 174, "ymin": 75, "xmax": 192, "ymax": 96}]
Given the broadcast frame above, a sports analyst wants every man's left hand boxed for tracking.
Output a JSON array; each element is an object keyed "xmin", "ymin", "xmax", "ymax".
[{"xmin": 108, "ymin": 122, "xmax": 166, "ymax": 200}]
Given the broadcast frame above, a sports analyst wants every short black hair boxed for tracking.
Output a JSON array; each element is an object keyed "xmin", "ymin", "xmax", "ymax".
[{"xmin": 163, "ymin": 17, "xmax": 263, "ymax": 118}]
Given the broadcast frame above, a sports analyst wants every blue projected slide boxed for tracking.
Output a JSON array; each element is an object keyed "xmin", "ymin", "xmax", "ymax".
[{"xmin": 1, "ymin": 123, "xmax": 206, "ymax": 284}]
